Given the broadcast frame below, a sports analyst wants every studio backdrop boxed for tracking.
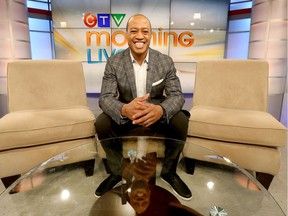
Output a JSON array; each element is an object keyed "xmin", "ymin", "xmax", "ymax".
[{"xmin": 51, "ymin": 0, "xmax": 229, "ymax": 93}]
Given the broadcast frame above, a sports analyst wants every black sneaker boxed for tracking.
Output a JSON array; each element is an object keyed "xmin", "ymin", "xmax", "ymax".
[
  {"xmin": 161, "ymin": 173, "xmax": 192, "ymax": 200},
  {"xmin": 95, "ymin": 174, "xmax": 122, "ymax": 197}
]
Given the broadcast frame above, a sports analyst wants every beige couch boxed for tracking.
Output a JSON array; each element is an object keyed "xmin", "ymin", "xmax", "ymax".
[
  {"xmin": 0, "ymin": 60, "xmax": 97, "ymax": 185},
  {"xmin": 183, "ymin": 59, "xmax": 287, "ymax": 189}
]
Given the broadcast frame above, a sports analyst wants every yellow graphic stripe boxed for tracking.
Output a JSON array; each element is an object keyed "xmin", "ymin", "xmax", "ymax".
[
  {"xmin": 183, "ymin": 49, "xmax": 224, "ymax": 57},
  {"xmin": 54, "ymin": 29, "xmax": 82, "ymax": 57}
]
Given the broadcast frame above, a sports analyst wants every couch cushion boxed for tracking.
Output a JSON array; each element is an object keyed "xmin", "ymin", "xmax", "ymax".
[
  {"xmin": 0, "ymin": 138, "xmax": 96, "ymax": 178},
  {"xmin": 184, "ymin": 137, "xmax": 281, "ymax": 176},
  {"xmin": 188, "ymin": 105, "xmax": 287, "ymax": 147},
  {"xmin": 0, "ymin": 106, "xmax": 96, "ymax": 150}
]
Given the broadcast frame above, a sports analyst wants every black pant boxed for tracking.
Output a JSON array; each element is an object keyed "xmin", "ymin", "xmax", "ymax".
[{"xmin": 95, "ymin": 110, "xmax": 189, "ymax": 176}]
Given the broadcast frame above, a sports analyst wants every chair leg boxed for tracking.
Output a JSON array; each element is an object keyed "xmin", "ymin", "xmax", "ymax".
[
  {"xmin": 1, "ymin": 175, "xmax": 21, "ymax": 188},
  {"xmin": 82, "ymin": 159, "xmax": 95, "ymax": 177},
  {"xmin": 183, "ymin": 157, "xmax": 196, "ymax": 175},
  {"xmin": 256, "ymin": 172, "xmax": 274, "ymax": 190}
]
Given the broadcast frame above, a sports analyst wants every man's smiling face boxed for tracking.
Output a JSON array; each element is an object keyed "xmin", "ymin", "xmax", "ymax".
[{"xmin": 126, "ymin": 15, "xmax": 152, "ymax": 63}]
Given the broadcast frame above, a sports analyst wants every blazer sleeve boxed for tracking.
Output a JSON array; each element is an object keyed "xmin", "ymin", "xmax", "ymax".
[
  {"xmin": 98, "ymin": 57, "xmax": 125, "ymax": 124},
  {"xmin": 157, "ymin": 56, "xmax": 185, "ymax": 122}
]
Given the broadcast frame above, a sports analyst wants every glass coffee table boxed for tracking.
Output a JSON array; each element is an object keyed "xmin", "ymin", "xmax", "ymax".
[{"xmin": 0, "ymin": 137, "xmax": 285, "ymax": 215}]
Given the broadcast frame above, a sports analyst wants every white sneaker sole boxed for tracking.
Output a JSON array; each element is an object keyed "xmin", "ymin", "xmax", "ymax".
[{"xmin": 161, "ymin": 177, "xmax": 192, "ymax": 201}]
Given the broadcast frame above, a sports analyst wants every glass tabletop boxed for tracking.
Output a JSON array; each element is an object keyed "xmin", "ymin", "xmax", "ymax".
[{"xmin": 0, "ymin": 136, "xmax": 285, "ymax": 216}]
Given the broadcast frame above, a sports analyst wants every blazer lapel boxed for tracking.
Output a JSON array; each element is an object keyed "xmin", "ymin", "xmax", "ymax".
[
  {"xmin": 123, "ymin": 49, "xmax": 137, "ymax": 98},
  {"xmin": 146, "ymin": 49, "xmax": 157, "ymax": 94}
]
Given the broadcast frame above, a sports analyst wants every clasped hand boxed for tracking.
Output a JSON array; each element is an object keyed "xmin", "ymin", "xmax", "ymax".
[{"xmin": 121, "ymin": 93, "xmax": 163, "ymax": 127}]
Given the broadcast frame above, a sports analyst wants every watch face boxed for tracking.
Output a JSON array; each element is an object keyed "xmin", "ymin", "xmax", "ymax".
[{"xmin": 210, "ymin": 206, "xmax": 228, "ymax": 216}]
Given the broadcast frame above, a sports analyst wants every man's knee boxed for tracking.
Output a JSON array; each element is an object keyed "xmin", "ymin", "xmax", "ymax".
[
  {"xmin": 95, "ymin": 113, "xmax": 113, "ymax": 137},
  {"xmin": 170, "ymin": 110, "xmax": 189, "ymax": 129},
  {"xmin": 168, "ymin": 110, "xmax": 189, "ymax": 140}
]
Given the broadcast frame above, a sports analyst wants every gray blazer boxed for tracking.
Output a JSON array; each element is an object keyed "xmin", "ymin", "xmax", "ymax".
[{"xmin": 99, "ymin": 48, "xmax": 185, "ymax": 124}]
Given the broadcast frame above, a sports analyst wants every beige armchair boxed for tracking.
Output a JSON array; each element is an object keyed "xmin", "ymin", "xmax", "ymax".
[
  {"xmin": 183, "ymin": 59, "xmax": 287, "ymax": 189},
  {"xmin": 0, "ymin": 60, "xmax": 96, "ymax": 186}
]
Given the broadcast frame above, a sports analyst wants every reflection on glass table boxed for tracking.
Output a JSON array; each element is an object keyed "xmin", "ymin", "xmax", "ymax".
[{"xmin": 0, "ymin": 137, "xmax": 285, "ymax": 216}]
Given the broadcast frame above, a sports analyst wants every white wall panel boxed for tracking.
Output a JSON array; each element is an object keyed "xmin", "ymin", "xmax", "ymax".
[
  {"xmin": 249, "ymin": 23, "xmax": 267, "ymax": 41},
  {"xmin": 249, "ymin": 0, "xmax": 287, "ymax": 124},
  {"xmin": 0, "ymin": 0, "xmax": 31, "ymax": 117}
]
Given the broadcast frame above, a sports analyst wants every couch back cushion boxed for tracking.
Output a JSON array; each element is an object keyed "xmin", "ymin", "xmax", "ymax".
[
  {"xmin": 193, "ymin": 60, "xmax": 269, "ymax": 111},
  {"xmin": 7, "ymin": 60, "xmax": 88, "ymax": 112}
]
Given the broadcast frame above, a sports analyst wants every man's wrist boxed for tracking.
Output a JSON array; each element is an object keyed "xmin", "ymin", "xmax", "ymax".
[
  {"xmin": 121, "ymin": 104, "xmax": 127, "ymax": 117},
  {"xmin": 120, "ymin": 104, "xmax": 129, "ymax": 124},
  {"xmin": 159, "ymin": 105, "xmax": 167, "ymax": 121}
]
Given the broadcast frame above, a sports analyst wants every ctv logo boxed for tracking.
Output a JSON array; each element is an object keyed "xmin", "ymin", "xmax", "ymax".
[{"xmin": 83, "ymin": 13, "xmax": 126, "ymax": 28}]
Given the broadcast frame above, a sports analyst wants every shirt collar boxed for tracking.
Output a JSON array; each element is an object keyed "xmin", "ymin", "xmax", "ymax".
[{"xmin": 130, "ymin": 50, "xmax": 149, "ymax": 65}]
